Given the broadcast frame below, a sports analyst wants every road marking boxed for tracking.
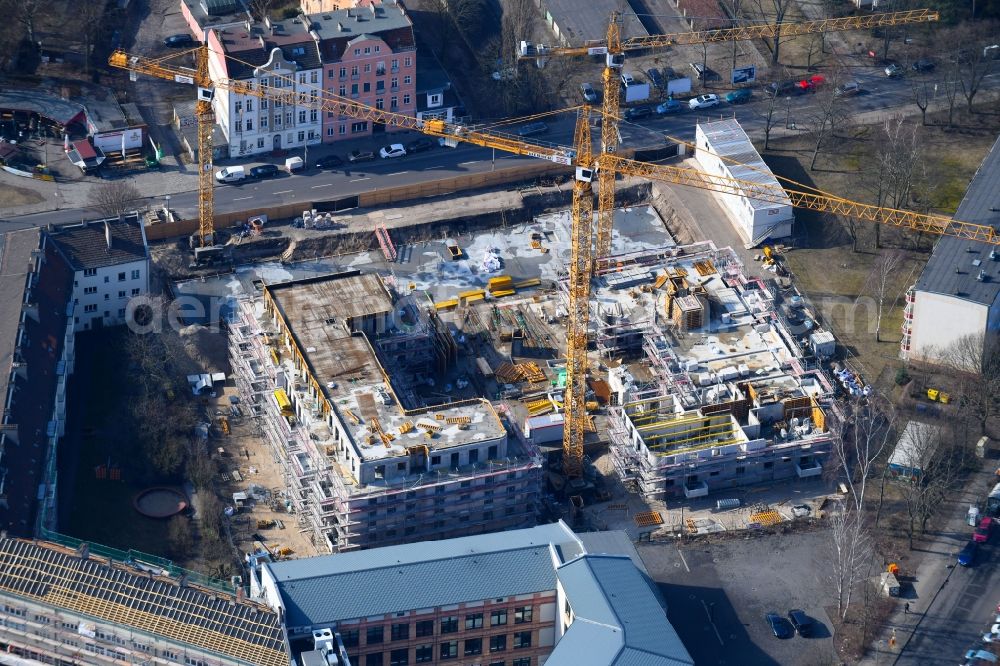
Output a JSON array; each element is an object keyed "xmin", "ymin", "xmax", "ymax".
[
  {"xmin": 386, "ymin": 171, "xmax": 409, "ymax": 176},
  {"xmin": 311, "ymin": 183, "xmax": 334, "ymax": 189},
  {"xmin": 350, "ymin": 177, "xmax": 370, "ymax": 182},
  {"xmin": 233, "ymin": 196, "xmax": 254, "ymax": 201},
  {"xmin": 459, "ymin": 160, "xmax": 479, "ymax": 166},
  {"xmin": 677, "ymin": 547, "xmax": 690, "ymax": 573},
  {"xmin": 274, "ymin": 190, "xmax": 293, "ymax": 195}
]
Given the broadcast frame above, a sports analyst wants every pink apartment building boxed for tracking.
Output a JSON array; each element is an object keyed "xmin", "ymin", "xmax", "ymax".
[{"xmin": 309, "ymin": 2, "xmax": 417, "ymax": 143}]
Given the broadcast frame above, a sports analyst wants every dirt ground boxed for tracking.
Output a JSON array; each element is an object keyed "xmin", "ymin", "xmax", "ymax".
[
  {"xmin": 0, "ymin": 182, "xmax": 44, "ymax": 208},
  {"xmin": 764, "ymin": 103, "xmax": 1000, "ymax": 387}
]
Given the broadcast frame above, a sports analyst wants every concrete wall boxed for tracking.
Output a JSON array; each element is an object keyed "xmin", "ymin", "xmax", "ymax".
[{"xmin": 907, "ymin": 290, "xmax": 988, "ymax": 364}]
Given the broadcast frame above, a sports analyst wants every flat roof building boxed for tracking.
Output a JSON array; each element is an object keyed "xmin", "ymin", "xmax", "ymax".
[
  {"xmin": 249, "ymin": 520, "xmax": 693, "ymax": 666},
  {"xmin": 229, "ymin": 271, "xmax": 542, "ymax": 552},
  {"xmin": 902, "ymin": 135, "xmax": 1000, "ymax": 368},
  {"xmin": 694, "ymin": 119, "xmax": 794, "ymax": 246}
]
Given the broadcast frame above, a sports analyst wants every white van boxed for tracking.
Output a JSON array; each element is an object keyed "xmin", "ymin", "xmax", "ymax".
[{"xmin": 215, "ymin": 166, "xmax": 246, "ymax": 183}]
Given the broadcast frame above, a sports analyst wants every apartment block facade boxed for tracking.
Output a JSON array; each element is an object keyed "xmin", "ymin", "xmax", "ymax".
[
  {"xmin": 46, "ymin": 214, "xmax": 151, "ymax": 332},
  {"xmin": 310, "ymin": 2, "xmax": 417, "ymax": 143},
  {"xmin": 208, "ymin": 18, "xmax": 324, "ymax": 157}
]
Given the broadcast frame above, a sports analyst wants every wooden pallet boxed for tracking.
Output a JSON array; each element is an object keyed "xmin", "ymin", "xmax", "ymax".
[
  {"xmin": 749, "ymin": 510, "xmax": 783, "ymax": 527},
  {"xmin": 634, "ymin": 511, "xmax": 664, "ymax": 527}
]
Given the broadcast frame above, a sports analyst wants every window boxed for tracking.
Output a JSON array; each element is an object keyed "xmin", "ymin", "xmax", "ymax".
[
  {"xmin": 403, "ymin": 94, "xmax": 411, "ymax": 105},
  {"xmin": 391, "ymin": 58, "xmax": 399, "ymax": 71},
  {"xmin": 376, "ymin": 80, "xmax": 385, "ymax": 92},
  {"xmin": 298, "ymin": 131, "xmax": 305, "ymax": 142},
  {"xmin": 763, "ymin": 461, "xmax": 774, "ymax": 469},
  {"xmin": 261, "ymin": 116, "xmax": 268, "ymax": 129},
  {"xmin": 351, "ymin": 121, "xmax": 368, "ymax": 133},
  {"xmin": 389, "ymin": 649, "xmax": 408, "ymax": 666},
  {"xmin": 391, "ymin": 623, "xmax": 409, "ymax": 641},
  {"xmin": 366, "ymin": 653, "xmax": 383, "ymax": 666},
  {"xmin": 84, "ymin": 286, "xmax": 97, "ymax": 295},
  {"xmin": 339, "ymin": 85, "xmax": 347, "ymax": 97},
  {"xmin": 351, "ymin": 84, "xmax": 359, "ymax": 96},
  {"xmin": 415, "ymin": 620, "xmax": 434, "ymax": 638},
  {"xmin": 363, "ymin": 82, "xmax": 371, "ymax": 93},
  {"xmin": 404, "ymin": 75, "xmax": 412, "ymax": 85},
  {"xmin": 339, "ymin": 124, "xmax": 347, "ymax": 135},
  {"xmin": 310, "ymin": 71, "xmax": 318, "ymax": 83},
  {"xmin": 491, "ymin": 610, "xmax": 507, "ymax": 626},
  {"xmin": 84, "ymin": 304, "xmax": 97, "ymax": 313},
  {"xmin": 352, "ymin": 65, "xmax": 359, "ymax": 76},
  {"xmin": 327, "ymin": 126, "xmax": 335, "ymax": 136},
  {"xmin": 117, "ymin": 290, "xmax": 126, "ymax": 298},
  {"xmin": 514, "ymin": 607, "xmax": 533, "ymax": 624},
  {"xmin": 104, "ymin": 275, "xmax": 109, "ymax": 283},
  {"xmin": 415, "ymin": 645, "xmax": 433, "ymax": 663},
  {"xmin": 257, "ymin": 137, "xmax": 265, "ymax": 148},
  {"xmin": 310, "ymin": 109, "xmax": 318, "ymax": 122},
  {"xmin": 489, "ymin": 662, "xmax": 505, "ymax": 666},
  {"xmin": 299, "ymin": 73, "xmax": 307, "ymax": 84},
  {"xmin": 367, "ymin": 626, "xmax": 384, "ymax": 645},
  {"xmin": 246, "ymin": 118, "xmax": 253, "ymax": 131},
  {"xmin": 104, "ymin": 293, "xmax": 110, "ymax": 301},
  {"xmin": 513, "ymin": 659, "xmax": 531, "ymax": 666},
  {"xmin": 440, "ymin": 616, "xmax": 458, "ymax": 634},
  {"xmin": 83, "ymin": 268, "xmax": 97, "ymax": 277},
  {"xmin": 489, "ymin": 635, "xmax": 507, "ymax": 652},
  {"xmin": 469, "ymin": 449, "xmax": 479, "ymax": 464},
  {"xmin": 364, "ymin": 63, "xmax": 371, "ymax": 73},
  {"xmin": 299, "ymin": 110, "xmax": 307, "ymax": 123},
  {"xmin": 235, "ymin": 120, "xmax": 243, "ymax": 132},
  {"xmin": 375, "ymin": 45, "xmax": 381, "ymax": 52},
  {"xmin": 261, "ymin": 99, "xmax": 268, "ymax": 109},
  {"xmin": 440, "ymin": 641, "xmax": 458, "ymax": 660},
  {"xmin": 342, "ymin": 630, "xmax": 359, "ymax": 647},
  {"xmin": 364, "ymin": 46, "xmax": 371, "ymax": 54},
  {"xmin": 513, "ymin": 632, "xmax": 531, "ymax": 649},
  {"xmin": 464, "ymin": 638, "xmax": 483, "ymax": 656},
  {"xmin": 465, "ymin": 613, "xmax": 483, "ymax": 630},
  {"xmin": 390, "ymin": 96, "xmax": 398, "ymax": 110},
  {"xmin": 235, "ymin": 101, "xmax": 242, "ymax": 113},
  {"xmin": 246, "ymin": 100, "xmax": 253, "ymax": 111},
  {"xmin": 131, "ymin": 288, "xmax": 140, "ymax": 296},
  {"xmin": 375, "ymin": 98, "xmax": 384, "ymax": 110},
  {"xmin": 404, "ymin": 57, "xmax": 412, "ymax": 67},
  {"xmin": 286, "ymin": 112, "xmax": 293, "ymax": 124},
  {"xmin": 340, "ymin": 67, "xmax": 347, "ymax": 78}
]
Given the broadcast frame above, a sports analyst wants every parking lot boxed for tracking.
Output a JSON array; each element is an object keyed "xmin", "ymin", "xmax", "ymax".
[{"xmin": 638, "ymin": 530, "xmax": 839, "ymax": 666}]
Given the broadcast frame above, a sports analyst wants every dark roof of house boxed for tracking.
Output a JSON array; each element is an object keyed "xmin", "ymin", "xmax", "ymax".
[
  {"xmin": 308, "ymin": 3, "xmax": 414, "ymax": 62},
  {"xmin": 416, "ymin": 53, "xmax": 450, "ymax": 94},
  {"xmin": 217, "ymin": 19, "xmax": 324, "ymax": 79},
  {"xmin": 0, "ymin": 90, "xmax": 87, "ymax": 127},
  {"xmin": 46, "ymin": 213, "xmax": 148, "ymax": 272},
  {"xmin": 183, "ymin": 0, "xmax": 249, "ymax": 28},
  {"xmin": 914, "ymin": 135, "xmax": 1000, "ymax": 306}
]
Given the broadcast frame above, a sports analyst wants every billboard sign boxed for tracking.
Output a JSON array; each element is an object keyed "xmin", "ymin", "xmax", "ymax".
[{"xmin": 731, "ymin": 66, "xmax": 756, "ymax": 84}]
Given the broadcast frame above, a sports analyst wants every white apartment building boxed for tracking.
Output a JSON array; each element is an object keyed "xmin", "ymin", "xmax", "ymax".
[
  {"xmin": 694, "ymin": 119, "xmax": 794, "ymax": 246},
  {"xmin": 46, "ymin": 213, "xmax": 150, "ymax": 332},
  {"xmin": 207, "ymin": 18, "xmax": 323, "ymax": 157}
]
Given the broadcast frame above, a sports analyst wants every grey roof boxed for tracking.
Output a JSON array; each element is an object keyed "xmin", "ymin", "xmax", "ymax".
[
  {"xmin": 698, "ymin": 119, "xmax": 792, "ymax": 212},
  {"xmin": 309, "ymin": 3, "xmax": 415, "ymax": 62},
  {"xmin": 914, "ymin": 135, "xmax": 1000, "ymax": 306},
  {"xmin": 539, "ymin": 0, "xmax": 647, "ymax": 44},
  {"xmin": 46, "ymin": 213, "xmax": 149, "ymax": 271},
  {"xmin": 267, "ymin": 522, "xmax": 581, "ymax": 628},
  {"xmin": 0, "ymin": 90, "xmax": 87, "ymax": 126},
  {"xmin": 549, "ymin": 555, "xmax": 694, "ymax": 666}
]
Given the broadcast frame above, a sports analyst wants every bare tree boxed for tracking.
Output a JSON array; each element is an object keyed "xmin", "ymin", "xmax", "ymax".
[
  {"xmin": 863, "ymin": 251, "xmax": 905, "ymax": 342},
  {"xmin": 956, "ymin": 38, "xmax": 995, "ymax": 113},
  {"xmin": 910, "ymin": 77, "xmax": 932, "ymax": 126},
  {"xmin": 940, "ymin": 332, "xmax": 1000, "ymax": 435},
  {"xmin": 15, "ymin": 0, "xmax": 40, "ymax": 45},
  {"xmin": 805, "ymin": 33, "xmax": 823, "ymax": 71},
  {"xmin": 940, "ymin": 58, "xmax": 962, "ymax": 127},
  {"xmin": 808, "ymin": 85, "xmax": 843, "ymax": 171},
  {"xmin": 830, "ymin": 505, "xmax": 874, "ymax": 619},
  {"xmin": 751, "ymin": 0, "xmax": 793, "ymax": 64},
  {"xmin": 80, "ymin": 0, "xmax": 105, "ymax": 74},
  {"xmin": 89, "ymin": 180, "xmax": 142, "ymax": 219},
  {"xmin": 247, "ymin": 0, "xmax": 274, "ymax": 21},
  {"xmin": 869, "ymin": 117, "xmax": 923, "ymax": 248}
]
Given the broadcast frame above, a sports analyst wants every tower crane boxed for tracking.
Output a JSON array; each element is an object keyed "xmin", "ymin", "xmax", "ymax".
[
  {"xmin": 518, "ymin": 9, "xmax": 941, "ymax": 259},
  {"xmin": 111, "ymin": 19, "xmax": 995, "ymax": 485}
]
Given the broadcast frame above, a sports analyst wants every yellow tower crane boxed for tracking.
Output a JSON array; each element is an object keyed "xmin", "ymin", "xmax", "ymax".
[{"xmin": 519, "ymin": 9, "xmax": 941, "ymax": 259}]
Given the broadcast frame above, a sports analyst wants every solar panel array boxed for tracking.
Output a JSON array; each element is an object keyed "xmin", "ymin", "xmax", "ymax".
[{"xmin": 0, "ymin": 539, "xmax": 288, "ymax": 666}]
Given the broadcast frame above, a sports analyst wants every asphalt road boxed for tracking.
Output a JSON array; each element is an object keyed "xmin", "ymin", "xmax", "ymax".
[
  {"xmin": 892, "ymin": 529, "xmax": 1000, "ymax": 665},
  {"xmin": 5, "ymin": 64, "xmax": 999, "ymax": 233}
]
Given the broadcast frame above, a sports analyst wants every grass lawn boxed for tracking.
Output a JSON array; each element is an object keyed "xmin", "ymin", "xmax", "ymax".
[{"xmin": 63, "ymin": 330, "xmax": 177, "ymax": 556}]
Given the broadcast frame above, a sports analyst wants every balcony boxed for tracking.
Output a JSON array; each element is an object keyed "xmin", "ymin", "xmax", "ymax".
[
  {"xmin": 796, "ymin": 460, "xmax": 822, "ymax": 478},
  {"xmin": 351, "ymin": 74, "xmax": 360, "ymax": 81},
  {"xmin": 683, "ymin": 480, "xmax": 709, "ymax": 498}
]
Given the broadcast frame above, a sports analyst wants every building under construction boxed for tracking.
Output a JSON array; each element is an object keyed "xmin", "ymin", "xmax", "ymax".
[
  {"xmin": 228, "ymin": 271, "xmax": 542, "ymax": 552},
  {"xmin": 591, "ymin": 241, "xmax": 835, "ymax": 499}
]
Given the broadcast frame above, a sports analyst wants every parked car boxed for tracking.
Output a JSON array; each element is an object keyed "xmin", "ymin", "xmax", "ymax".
[
  {"xmin": 912, "ymin": 58, "xmax": 936, "ymax": 72},
  {"xmin": 646, "ymin": 68, "xmax": 665, "ymax": 89},
  {"xmin": 516, "ymin": 122, "xmax": 549, "ymax": 137},
  {"xmin": 984, "ymin": 624, "xmax": 1000, "ymax": 643},
  {"xmin": 624, "ymin": 105, "xmax": 653, "ymax": 121},
  {"xmin": 688, "ymin": 94, "xmax": 719, "ymax": 110},
  {"xmin": 656, "ymin": 99, "xmax": 683, "ymax": 114},
  {"xmin": 405, "ymin": 138, "xmax": 436, "ymax": 153},
  {"xmin": 958, "ymin": 539, "xmax": 978, "ymax": 566},
  {"xmin": 726, "ymin": 89, "xmax": 752, "ymax": 104},
  {"xmin": 766, "ymin": 80, "xmax": 803, "ymax": 97},
  {"xmin": 884, "ymin": 63, "xmax": 904, "ymax": 78},
  {"xmin": 214, "ymin": 165, "xmax": 245, "ymax": 183},
  {"xmin": 834, "ymin": 81, "xmax": 862, "ymax": 97},
  {"xmin": 766, "ymin": 612, "xmax": 794, "ymax": 639},
  {"xmin": 581, "ymin": 82, "xmax": 598, "ymax": 104},
  {"xmin": 379, "ymin": 144, "xmax": 406, "ymax": 159},
  {"xmin": 492, "ymin": 66, "xmax": 515, "ymax": 81},
  {"xmin": 620, "ymin": 71, "xmax": 636, "ymax": 87},
  {"xmin": 164, "ymin": 34, "xmax": 195, "ymax": 48},
  {"xmin": 974, "ymin": 517, "xmax": 994, "ymax": 543},
  {"xmin": 249, "ymin": 164, "xmax": 279, "ymax": 179},
  {"xmin": 661, "ymin": 66, "xmax": 676, "ymax": 81},
  {"xmin": 787, "ymin": 609, "xmax": 814, "ymax": 637},
  {"xmin": 348, "ymin": 149, "xmax": 375, "ymax": 163},
  {"xmin": 962, "ymin": 649, "xmax": 997, "ymax": 666},
  {"xmin": 314, "ymin": 154, "xmax": 343, "ymax": 169}
]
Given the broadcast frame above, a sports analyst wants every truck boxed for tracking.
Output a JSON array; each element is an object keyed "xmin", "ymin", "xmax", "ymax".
[
  {"xmin": 215, "ymin": 165, "xmax": 246, "ymax": 183},
  {"xmin": 284, "ymin": 156, "xmax": 303, "ymax": 173}
]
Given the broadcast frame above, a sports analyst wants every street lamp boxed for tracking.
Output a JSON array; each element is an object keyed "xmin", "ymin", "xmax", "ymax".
[{"xmin": 785, "ymin": 96, "xmax": 791, "ymax": 129}]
